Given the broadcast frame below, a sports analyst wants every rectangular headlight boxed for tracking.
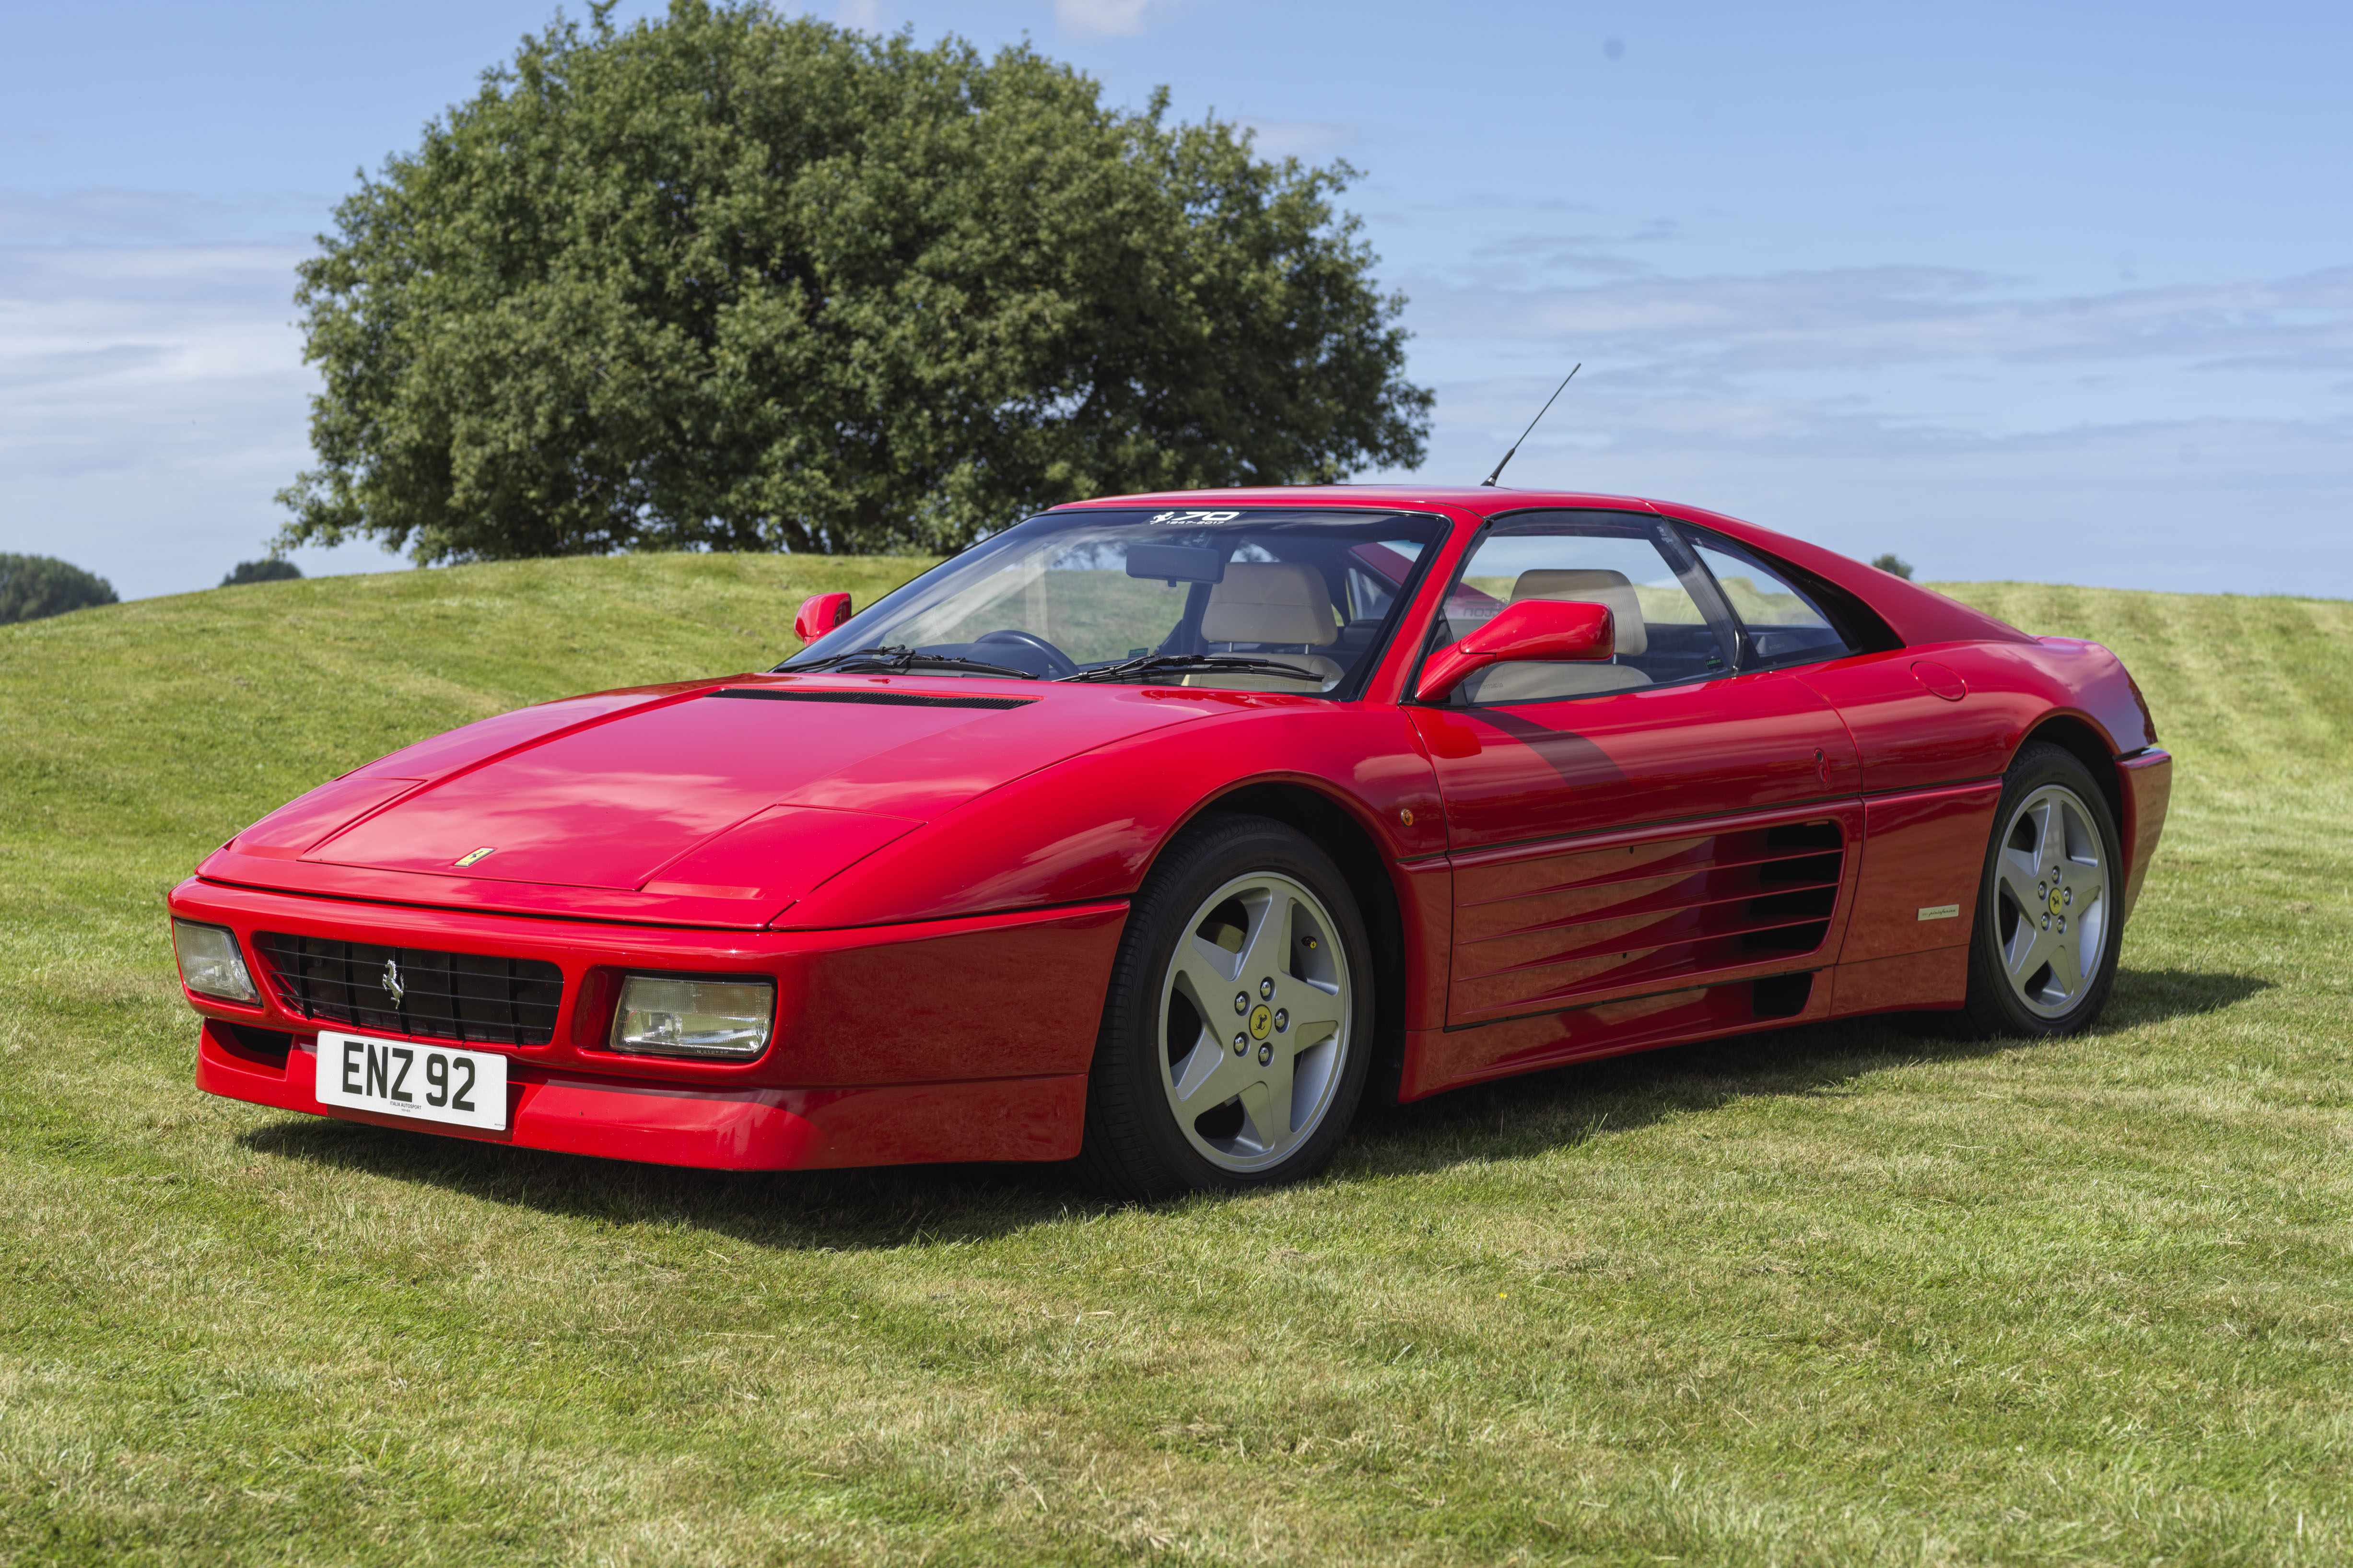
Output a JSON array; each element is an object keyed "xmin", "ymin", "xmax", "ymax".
[
  {"xmin": 609, "ymin": 974, "xmax": 774, "ymax": 1060},
  {"xmin": 173, "ymin": 919, "xmax": 259, "ymax": 1005}
]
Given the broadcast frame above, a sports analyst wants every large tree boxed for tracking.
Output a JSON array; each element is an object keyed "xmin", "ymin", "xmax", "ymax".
[{"xmin": 277, "ymin": 1, "xmax": 1432, "ymax": 562}]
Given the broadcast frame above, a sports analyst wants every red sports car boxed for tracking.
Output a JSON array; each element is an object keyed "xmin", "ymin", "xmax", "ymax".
[{"xmin": 170, "ymin": 487, "xmax": 2170, "ymax": 1198}]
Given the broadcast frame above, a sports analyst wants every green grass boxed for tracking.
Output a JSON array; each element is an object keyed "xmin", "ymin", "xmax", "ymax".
[{"xmin": 3, "ymin": 559, "xmax": 2350, "ymax": 1565}]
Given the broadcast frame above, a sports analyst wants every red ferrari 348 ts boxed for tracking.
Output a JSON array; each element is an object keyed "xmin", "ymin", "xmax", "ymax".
[{"xmin": 170, "ymin": 487, "xmax": 2170, "ymax": 1198}]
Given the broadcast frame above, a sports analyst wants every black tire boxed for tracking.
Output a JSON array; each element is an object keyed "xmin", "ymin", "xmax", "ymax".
[
  {"xmin": 1077, "ymin": 815, "xmax": 1376, "ymax": 1202},
  {"xmin": 1961, "ymin": 741, "xmax": 2125, "ymax": 1037}
]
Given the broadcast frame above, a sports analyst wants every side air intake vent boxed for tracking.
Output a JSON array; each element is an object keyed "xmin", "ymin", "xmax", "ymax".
[
  {"xmin": 1449, "ymin": 818, "xmax": 1849, "ymax": 1023},
  {"xmin": 1751, "ymin": 971, "xmax": 1816, "ymax": 1019}
]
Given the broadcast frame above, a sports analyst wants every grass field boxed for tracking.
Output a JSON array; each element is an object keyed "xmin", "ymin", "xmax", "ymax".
[{"xmin": 2, "ymin": 557, "xmax": 2349, "ymax": 1565}]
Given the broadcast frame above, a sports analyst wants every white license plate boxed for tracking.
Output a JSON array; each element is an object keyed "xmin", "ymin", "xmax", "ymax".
[{"xmin": 314, "ymin": 1031, "xmax": 510, "ymax": 1131}]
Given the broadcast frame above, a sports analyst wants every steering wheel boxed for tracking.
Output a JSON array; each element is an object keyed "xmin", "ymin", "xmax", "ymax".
[{"xmin": 973, "ymin": 628, "xmax": 1081, "ymax": 679}]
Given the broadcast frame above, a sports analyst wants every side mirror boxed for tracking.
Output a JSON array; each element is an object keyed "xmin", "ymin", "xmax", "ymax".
[
  {"xmin": 1414, "ymin": 599, "xmax": 1615, "ymax": 703},
  {"xmin": 793, "ymin": 592, "xmax": 853, "ymax": 644}
]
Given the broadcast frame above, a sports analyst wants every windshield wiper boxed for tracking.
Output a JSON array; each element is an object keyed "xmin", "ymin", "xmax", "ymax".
[
  {"xmin": 1059, "ymin": 653, "xmax": 1331, "ymax": 685},
  {"xmin": 774, "ymin": 643, "xmax": 899, "ymax": 673},
  {"xmin": 774, "ymin": 644, "xmax": 1037, "ymax": 679}
]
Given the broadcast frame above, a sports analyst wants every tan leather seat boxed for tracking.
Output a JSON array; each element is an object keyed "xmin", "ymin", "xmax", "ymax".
[
  {"xmin": 1183, "ymin": 563, "xmax": 1343, "ymax": 689},
  {"xmin": 1471, "ymin": 568, "xmax": 1653, "ymax": 702}
]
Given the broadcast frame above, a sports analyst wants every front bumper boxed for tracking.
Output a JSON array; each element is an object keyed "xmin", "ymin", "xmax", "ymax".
[{"xmin": 171, "ymin": 877, "xmax": 1124, "ymax": 1170}]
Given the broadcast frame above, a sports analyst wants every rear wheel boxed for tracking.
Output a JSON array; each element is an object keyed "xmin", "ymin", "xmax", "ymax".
[
  {"xmin": 1078, "ymin": 815, "xmax": 1374, "ymax": 1201},
  {"xmin": 1962, "ymin": 742, "xmax": 2122, "ymax": 1037}
]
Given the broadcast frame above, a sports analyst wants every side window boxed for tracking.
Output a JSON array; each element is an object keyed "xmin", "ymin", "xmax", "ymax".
[
  {"xmin": 1435, "ymin": 512, "xmax": 1737, "ymax": 704},
  {"xmin": 1687, "ymin": 536, "xmax": 1852, "ymax": 669}
]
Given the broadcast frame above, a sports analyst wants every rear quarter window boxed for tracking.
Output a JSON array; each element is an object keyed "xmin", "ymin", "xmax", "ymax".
[{"xmin": 1687, "ymin": 535, "xmax": 1855, "ymax": 669}]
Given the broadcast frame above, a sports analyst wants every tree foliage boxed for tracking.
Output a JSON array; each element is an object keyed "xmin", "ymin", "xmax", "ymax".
[
  {"xmin": 222, "ymin": 558, "xmax": 304, "ymax": 586},
  {"xmin": 0, "ymin": 554, "xmax": 118, "ymax": 626},
  {"xmin": 1871, "ymin": 552, "xmax": 1917, "ymax": 580},
  {"xmin": 277, "ymin": 1, "xmax": 1432, "ymax": 562}
]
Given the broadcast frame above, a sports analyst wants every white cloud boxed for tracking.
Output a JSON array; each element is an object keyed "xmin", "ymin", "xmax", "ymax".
[
  {"xmin": 0, "ymin": 186, "xmax": 328, "ymax": 247},
  {"xmin": 1054, "ymin": 0, "xmax": 1159, "ymax": 39},
  {"xmin": 1391, "ymin": 379, "xmax": 2353, "ymax": 595},
  {"xmin": 0, "ymin": 242, "xmax": 405, "ymax": 597},
  {"xmin": 1378, "ymin": 245, "xmax": 2353, "ymax": 595},
  {"xmin": 1408, "ymin": 262, "xmax": 2353, "ymax": 377},
  {"xmin": 1237, "ymin": 119, "xmax": 1354, "ymax": 161}
]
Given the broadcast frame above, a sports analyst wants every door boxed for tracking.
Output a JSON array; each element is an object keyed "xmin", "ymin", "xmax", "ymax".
[{"xmin": 1408, "ymin": 510, "xmax": 1864, "ymax": 1029}]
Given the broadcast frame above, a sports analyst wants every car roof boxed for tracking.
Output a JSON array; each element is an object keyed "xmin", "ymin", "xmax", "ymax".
[
  {"xmin": 1052, "ymin": 486, "xmax": 2035, "ymax": 649},
  {"xmin": 1055, "ymin": 484, "xmax": 1651, "ymax": 518}
]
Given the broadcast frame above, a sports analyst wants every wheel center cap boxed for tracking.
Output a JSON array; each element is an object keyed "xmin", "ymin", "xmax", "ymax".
[
  {"xmin": 2047, "ymin": 887, "xmax": 2064, "ymax": 915},
  {"xmin": 1248, "ymin": 1003, "xmax": 1273, "ymax": 1041}
]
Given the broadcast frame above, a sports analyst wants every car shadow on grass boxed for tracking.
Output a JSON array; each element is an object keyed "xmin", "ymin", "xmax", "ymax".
[
  {"xmin": 236, "ymin": 964, "xmax": 2268, "ymax": 1244},
  {"xmin": 1341, "ymin": 964, "xmax": 2272, "ymax": 1178},
  {"xmin": 2097, "ymin": 965, "xmax": 2274, "ymax": 1029},
  {"xmin": 237, "ymin": 1113, "xmax": 1092, "ymax": 1250}
]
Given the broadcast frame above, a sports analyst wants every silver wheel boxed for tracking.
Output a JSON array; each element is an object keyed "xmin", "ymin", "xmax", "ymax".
[
  {"xmin": 1990, "ymin": 783, "xmax": 2110, "ymax": 1019},
  {"xmin": 1156, "ymin": 870, "xmax": 1353, "ymax": 1174}
]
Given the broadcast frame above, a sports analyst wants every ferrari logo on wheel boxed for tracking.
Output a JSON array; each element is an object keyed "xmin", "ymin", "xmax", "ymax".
[{"xmin": 1248, "ymin": 1003, "xmax": 1273, "ymax": 1040}]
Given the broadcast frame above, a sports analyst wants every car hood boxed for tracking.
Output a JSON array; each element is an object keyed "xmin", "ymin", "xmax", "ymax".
[{"xmin": 201, "ymin": 676, "xmax": 1217, "ymax": 926}]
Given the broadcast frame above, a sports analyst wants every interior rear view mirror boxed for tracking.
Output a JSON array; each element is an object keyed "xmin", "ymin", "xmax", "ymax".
[{"xmin": 1124, "ymin": 543, "xmax": 1227, "ymax": 585}]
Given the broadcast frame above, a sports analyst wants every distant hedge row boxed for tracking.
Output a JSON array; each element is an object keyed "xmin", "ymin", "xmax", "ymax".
[{"xmin": 0, "ymin": 554, "xmax": 117, "ymax": 626}]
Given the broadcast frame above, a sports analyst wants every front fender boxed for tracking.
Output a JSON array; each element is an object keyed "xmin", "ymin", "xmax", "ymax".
[{"xmin": 783, "ymin": 699, "xmax": 1447, "ymax": 930}]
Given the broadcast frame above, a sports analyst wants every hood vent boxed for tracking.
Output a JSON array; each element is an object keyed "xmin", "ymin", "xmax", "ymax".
[{"xmin": 712, "ymin": 688, "xmax": 1036, "ymax": 711}]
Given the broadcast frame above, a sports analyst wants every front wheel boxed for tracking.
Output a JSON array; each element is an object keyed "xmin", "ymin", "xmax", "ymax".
[
  {"xmin": 1078, "ymin": 815, "xmax": 1374, "ymax": 1201},
  {"xmin": 1962, "ymin": 741, "xmax": 2123, "ymax": 1037}
]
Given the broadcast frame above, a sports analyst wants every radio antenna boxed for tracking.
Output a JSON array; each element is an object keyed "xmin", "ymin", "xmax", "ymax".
[{"xmin": 1480, "ymin": 363, "xmax": 1580, "ymax": 487}]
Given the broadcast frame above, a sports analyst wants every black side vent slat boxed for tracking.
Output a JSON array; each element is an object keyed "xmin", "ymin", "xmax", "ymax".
[
  {"xmin": 713, "ymin": 688, "xmax": 1035, "ymax": 711},
  {"xmin": 1736, "ymin": 819, "xmax": 1844, "ymax": 960},
  {"xmin": 253, "ymin": 933, "xmax": 562, "ymax": 1047}
]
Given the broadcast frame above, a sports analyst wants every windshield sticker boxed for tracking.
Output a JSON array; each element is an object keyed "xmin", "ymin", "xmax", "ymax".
[{"xmin": 1147, "ymin": 510, "xmax": 1243, "ymax": 525}]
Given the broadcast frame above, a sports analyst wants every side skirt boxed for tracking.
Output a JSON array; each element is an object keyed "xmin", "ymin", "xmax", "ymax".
[{"xmin": 1395, "ymin": 946, "xmax": 1969, "ymax": 1102}]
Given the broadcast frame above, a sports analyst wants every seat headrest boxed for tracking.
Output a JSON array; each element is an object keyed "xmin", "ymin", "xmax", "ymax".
[
  {"xmin": 1201, "ymin": 563, "xmax": 1338, "ymax": 647},
  {"xmin": 1508, "ymin": 568, "xmax": 1648, "ymax": 656}
]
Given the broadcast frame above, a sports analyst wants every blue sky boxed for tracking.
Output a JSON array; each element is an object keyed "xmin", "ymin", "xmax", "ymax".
[{"xmin": 4, "ymin": 0, "xmax": 2347, "ymax": 598}]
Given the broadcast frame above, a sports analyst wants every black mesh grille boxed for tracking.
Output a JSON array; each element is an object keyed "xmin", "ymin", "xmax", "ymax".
[{"xmin": 253, "ymin": 933, "xmax": 562, "ymax": 1046}]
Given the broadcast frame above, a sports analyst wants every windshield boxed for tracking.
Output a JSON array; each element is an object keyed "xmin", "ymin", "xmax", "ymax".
[{"xmin": 783, "ymin": 507, "xmax": 1447, "ymax": 694}]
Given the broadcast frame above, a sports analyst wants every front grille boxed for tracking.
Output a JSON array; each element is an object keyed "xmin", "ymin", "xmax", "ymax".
[{"xmin": 253, "ymin": 933, "xmax": 563, "ymax": 1047}]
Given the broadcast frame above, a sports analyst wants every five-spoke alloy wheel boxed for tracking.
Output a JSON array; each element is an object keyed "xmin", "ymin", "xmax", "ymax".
[
  {"xmin": 1080, "ymin": 816, "xmax": 1374, "ymax": 1199},
  {"xmin": 1158, "ymin": 869, "xmax": 1352, "ymax": 1173},
  {"xmin": 1964, "ymin": 743, "xmax": 2123, "ymax": 1036}
]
